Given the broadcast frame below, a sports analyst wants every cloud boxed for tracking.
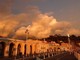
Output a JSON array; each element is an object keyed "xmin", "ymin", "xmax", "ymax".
[
  {"xmin": 13, "ymin": 12, "xmax": 72, "ymax": 39},
  {"xmin": 0, "ymin": 20, "xmax": 18, "ymax": 37},
  {"xmin": 67, "ymin": 29, "xmax": 80, "ymax": 35},
  {"xmin": 14, "ymin": 27, "xmax": 26, "ymax": 39},
  {"xmin": 53, "ymin": 21, "xmax": 71, "ymax": 35},
  {"xmin": 0, "ymin": 6, "xmax": 41, "ymax": 38},
  {"xmin": 0, "ymin": 4, "xmax": 80, "ymax": 39},
  {"xmin": 26, "ymin": 14, "xmax": 57, "ymax": 39}
]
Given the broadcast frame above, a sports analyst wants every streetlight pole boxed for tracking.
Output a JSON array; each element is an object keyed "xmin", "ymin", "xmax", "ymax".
[
  {"xmin": 25, "ymin": 29, "xmax": 29, "ymax": 40},
  {"xmin": 67, "ymin": 34, "xmax": 72, "ymax": 54},
  {"xmin": 68, "ymin": 34, "xmax": 70, "ymax": 45}
]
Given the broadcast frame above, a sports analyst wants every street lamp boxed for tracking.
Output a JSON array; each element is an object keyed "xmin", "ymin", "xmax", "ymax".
[
  {"xmin": 67, "ymin": 34, "xmax": 72, "ymax": 54},
  {"xmin": 25, "ymin": 29, "xmax": 29, "ymax": 40},
  {"xmin": 68, "ymin": 34, "xmax": 70, "ymax": 45}
]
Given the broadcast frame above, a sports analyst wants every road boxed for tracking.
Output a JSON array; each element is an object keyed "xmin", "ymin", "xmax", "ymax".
[
  {"xmin": 44, "ymin": 52, "xmax": 78, "ymax": 60},
  {"xmin": 0, "ymin": 52, "xmax": 78, "ymax": 60}
]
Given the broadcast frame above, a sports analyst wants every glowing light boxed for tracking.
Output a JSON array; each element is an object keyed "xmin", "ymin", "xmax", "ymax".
[{"xmin": 67, "ymin": 34, "xmax": 70, "ymax": 37}]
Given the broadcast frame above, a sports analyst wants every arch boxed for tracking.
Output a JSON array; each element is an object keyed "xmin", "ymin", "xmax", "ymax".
[
  {"xmin": 30, "ymin": 45, "xmax": 32, "ymax": 55},
  {"xmin": 0, "ymin": 42, "xmax": 6, "ymax": 57},
  {"xmin": 17, "ymin": 44, "xmax": 21, "ymax": 57},
  {"xmin": 24, "ymin": 44, "xmax": 27, "ymax": 56},
  {"xmin": 9, "ymin": 43, "xmax": 15, "ymax": 57}
]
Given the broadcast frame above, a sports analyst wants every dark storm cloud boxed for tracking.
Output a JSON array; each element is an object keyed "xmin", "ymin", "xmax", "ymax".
[{"xmin": 0, "ymin": 0, "xmax": 15, "ymax": 16}]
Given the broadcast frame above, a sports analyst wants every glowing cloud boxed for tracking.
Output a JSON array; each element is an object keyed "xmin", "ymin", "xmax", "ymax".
[{"xmin": 26, "ymin": 14, "xmax": 57, "ymax": 39}]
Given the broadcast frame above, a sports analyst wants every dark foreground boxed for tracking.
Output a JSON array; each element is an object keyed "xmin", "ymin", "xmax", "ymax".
[{"xmin": 0, "ymin": 52, "xmax": 78, "ymax": 60}]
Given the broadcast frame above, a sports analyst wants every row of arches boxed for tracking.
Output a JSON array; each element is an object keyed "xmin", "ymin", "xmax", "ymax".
[{"xmin": 0, "ymin": 42, "xmax": 32, "ymax": 57}]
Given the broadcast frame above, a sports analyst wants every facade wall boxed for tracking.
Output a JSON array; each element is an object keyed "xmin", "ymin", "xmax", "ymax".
[
  {"xmin": 0, "ymin": 38, "xmax": 62, "ymax": 57},
  {"xmin": 0, "ymin": 38, "xmax": 51, "ymax": 57}
]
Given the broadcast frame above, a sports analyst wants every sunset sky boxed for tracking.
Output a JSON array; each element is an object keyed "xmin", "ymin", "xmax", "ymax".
[{"xmin": 0, "ymin": 0, "xmax": 80, "ymax": 38}]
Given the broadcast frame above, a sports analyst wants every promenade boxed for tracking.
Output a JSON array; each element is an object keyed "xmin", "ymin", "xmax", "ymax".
[{"xmin": 0, "ymin": 51, "xmax": 78, "ymax": 60}]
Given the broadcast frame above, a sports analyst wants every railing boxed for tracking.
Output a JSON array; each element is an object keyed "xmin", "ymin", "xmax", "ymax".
[
  {"xmin": 15, "ymin": 51, "xmax": 66, "ymax": 60},
  {"xmin": 0, "ymin": 51, "xmax": 66, "ymax": 60}
]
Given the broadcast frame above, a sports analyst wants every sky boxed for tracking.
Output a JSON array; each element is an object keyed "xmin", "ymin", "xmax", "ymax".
[
  {"xmin": 0, "ymin": 0, "xmax": 80, "ymax": 39},
  {"xmin": 9, "ymin": 0, "xmax": 80, "ymax": 28},
  {"xmin": 13, "ymin": 0, "xmax": 80, "ymax": 20}
]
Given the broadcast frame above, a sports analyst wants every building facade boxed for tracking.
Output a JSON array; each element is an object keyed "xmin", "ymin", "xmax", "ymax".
[{"xmin": 0, "ymin": 38, "xmax": 54, "ymax": 57}]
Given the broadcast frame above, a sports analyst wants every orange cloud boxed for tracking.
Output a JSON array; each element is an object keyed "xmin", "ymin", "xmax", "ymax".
[
  {"xmin": 67, "ymin": 29, "xmax": 80, "ymax": 35},
  {"xmin": 0, "ymin": 5, "xmax": 80, "ymax": 39},
  {"xmin": 0, "ymin": 20, "xmax": 18, "ymax": 37}
]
